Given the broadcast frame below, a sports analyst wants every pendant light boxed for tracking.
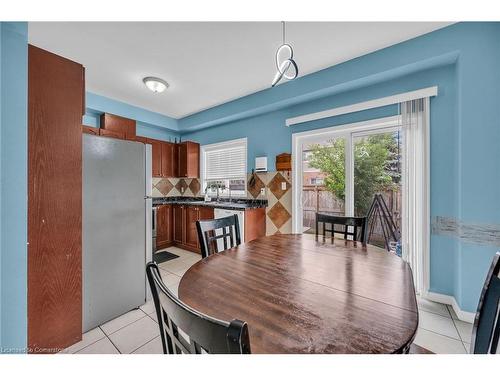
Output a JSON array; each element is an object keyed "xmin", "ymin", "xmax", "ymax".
[{"xmin": 271, "ymin": 21, "xmax": 299, "ymax": 87}]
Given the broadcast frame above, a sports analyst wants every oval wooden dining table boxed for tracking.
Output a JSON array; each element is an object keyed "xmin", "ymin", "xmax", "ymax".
[{"xmin": 178, "ymin": 234, "xmax": 418, "ymax": 354}]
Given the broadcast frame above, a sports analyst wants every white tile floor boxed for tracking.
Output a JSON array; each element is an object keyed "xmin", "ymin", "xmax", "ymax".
[
  {"xmin": 60, "ymin": 247, "xmax": 200, "ymax": 355},
  {"xmin": 61, "ymin": 246, "xmax": 474, "ymax": 354}
]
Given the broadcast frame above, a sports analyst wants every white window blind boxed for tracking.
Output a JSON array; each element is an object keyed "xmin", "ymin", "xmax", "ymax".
[{"xmin": 204, "ymin": 139, "xmax": 247, "ymax": 181}]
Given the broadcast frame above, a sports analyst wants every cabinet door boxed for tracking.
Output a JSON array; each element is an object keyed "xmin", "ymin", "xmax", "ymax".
[
  {"xmin": 186, "ymin": 141, "xmax": 200, "ymax": 178},
  {"xmin": 100, "ymin": 113, "xmax": 136, "ymax": 138},
  {"xmin": 164, "ymin": 204, "xmax": 173, "ymax": 243},
  {"xmin": 82, "ymin": 125, "xmax": 99, "ymax": 136},
  {"xmin": 156, "ymin": 205, "xmax": 173, "ymax": 249},
  {"xmin": 150, "ymin": 140, "xmax": 162, "ymax": 177},
  {"xmin": 244, "ymin": 208, "xmax": 266, "ymax": 243},
  {"xmin": 199, "ymin": 206, "xmax": 214, "ymax": 221},
  {"xmin": 177, "ymin": 142, "xmax": 188, "ymax": 178},
  {"xmin": 173, "ymin": 142, "xmax": 179, "ymax": 177},
  {"xmin": 178, "ymin": 141, "xmax": 200, "ymax": 178},
  {"xmin": 173, "ymin": 205, "xmax": 184, "ymax": 243},
  {"xmin": 184, "ymin": 206, "xmax": 200, "ymax": 249},
  {"xmin": 156, "ymin": 205, "xmax": 166, "ymax": 239},
  {"xmin": 28, "ymin": 45, "xmax": 84, "ymax": 351},
  {"xmin": 99, "ymin": 128, "xmax": 125, "ymax": 140},
  {"xmin": 161, "ymin": 142, "xmax": 175, "ymax": 178}
]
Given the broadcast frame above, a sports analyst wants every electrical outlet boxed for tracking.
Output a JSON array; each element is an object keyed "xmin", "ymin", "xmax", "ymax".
[
  {"xmin": 281, "ymin": 182, "xmax": 287, "ymax": 191},
  {"xmin": 260, "ymin": 188, "xmax": 265, "ymax": 196}
]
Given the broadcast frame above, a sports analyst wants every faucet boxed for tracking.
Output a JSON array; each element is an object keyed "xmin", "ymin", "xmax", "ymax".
[{"xmin": 206, "ymin": 182, "xmax": 220, "ymax": 202}]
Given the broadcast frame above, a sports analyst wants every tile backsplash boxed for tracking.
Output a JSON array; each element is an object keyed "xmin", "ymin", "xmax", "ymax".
[{"xmin": 152, "ymin": 171, "xmax": 292, "ymax": 235}]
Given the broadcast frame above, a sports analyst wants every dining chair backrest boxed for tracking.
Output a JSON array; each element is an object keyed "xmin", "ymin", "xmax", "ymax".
[
  {"xmin": 315, "ymin": 213, "xmax": 367, "ymax": 245},
  {"xmin": 146, "ymin": 262, "xmax": 251, "ymax": 354},
  {"xmin": 470, "ymin": 252, "xmax": 500, "ymax": 354},
  {"xmin": 196, "ymin": 214, "xmax": 241, "ymax": 259}
]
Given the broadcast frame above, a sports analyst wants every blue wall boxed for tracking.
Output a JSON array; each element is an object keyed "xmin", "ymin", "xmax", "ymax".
[
  {"xmin": 0, "ymin": 22, "xmax": 28, "ymax": 351},
  {"xmin": 0, "ymin": 22, "xmax": 497, "ymax": 352},
  {"xmin": 180, "ymin": 22, "xmax": 500, "ymax": 313},
  {"xmin": 84, "ymin": 92, "xmax": 179, "ymax": 142}
]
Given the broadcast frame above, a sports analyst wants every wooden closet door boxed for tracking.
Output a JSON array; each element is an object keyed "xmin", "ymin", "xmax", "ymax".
[{"xmin": 28, "ymin": 45, "xmax": 84, "ymax": 352}]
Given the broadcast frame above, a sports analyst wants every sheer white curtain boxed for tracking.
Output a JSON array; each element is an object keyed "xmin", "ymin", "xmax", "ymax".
[{"xmin": 400, "ymin": 97, "xmax": 430, "ymax": 295}]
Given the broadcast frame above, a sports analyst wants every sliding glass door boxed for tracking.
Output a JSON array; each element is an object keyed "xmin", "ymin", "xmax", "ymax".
[
  {"xmin": 352, "ymin": 128, "xmax": 403, "ymax": 254},
  {"xmin": 301, "ymin": 136, "xmax": 345, "ymax": 234},
  {"xmin": 295, "ymin": 116, "xmax": 404, "ymax": 256}
]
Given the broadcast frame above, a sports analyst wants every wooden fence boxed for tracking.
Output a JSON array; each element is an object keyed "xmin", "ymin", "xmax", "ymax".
[{"xmin": 302, "ymin": 185, "xmax": 401, "ymax": 246}]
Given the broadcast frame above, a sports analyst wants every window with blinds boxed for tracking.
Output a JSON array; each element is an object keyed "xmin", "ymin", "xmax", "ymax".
[{"xmin": 201, "ymin": 138, "xmax": 247, "ymax": 196}]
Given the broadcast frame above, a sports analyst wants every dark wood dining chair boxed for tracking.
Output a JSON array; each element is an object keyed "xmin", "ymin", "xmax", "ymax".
[
  {"xmin": 196, "ymin": 214, "xmax": 241, "ymax": 259},
  {"xmin": 470, "ymin": 252, "xmax": 500, "ymax": 354},
  {"xmin": 315, "ymin": 213, "xmax": 367, "ymax": 245},
  {"xmin": 146, "ymin": 262, "xmax": 251, "ymax": 354}
]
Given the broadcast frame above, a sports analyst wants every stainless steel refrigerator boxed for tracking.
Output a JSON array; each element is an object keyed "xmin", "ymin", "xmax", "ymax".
[{"xmin": 82, "ymin": 134, "xmax": 152, "ymax": 332}]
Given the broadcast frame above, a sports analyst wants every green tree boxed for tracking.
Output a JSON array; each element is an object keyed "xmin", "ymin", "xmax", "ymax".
[{"xmin": 308, "ymin": 133, "xmax": 400, "ymax": 216}]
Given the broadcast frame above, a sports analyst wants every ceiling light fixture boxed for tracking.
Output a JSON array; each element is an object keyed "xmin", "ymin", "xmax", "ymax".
[
  {"xmin": 143, "ymin": 76, "xmax": 169, "ymax": 93},
  {"xmin": 271, "ymin": 21, "xmax": 299, "ymax": 87}
]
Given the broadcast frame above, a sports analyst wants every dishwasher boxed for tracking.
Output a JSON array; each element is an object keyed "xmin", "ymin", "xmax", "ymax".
[{"xmin": 214, "ymin": 208, "xmax": 245, "ymax": 248}]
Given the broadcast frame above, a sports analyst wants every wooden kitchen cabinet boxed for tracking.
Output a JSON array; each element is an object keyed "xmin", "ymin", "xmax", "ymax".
[
  {"xmin": 177, "ymin": 141, "xmax": 200, "ymax": 178},
  {"xmin": 82, "ymin": 115, "xmax": 200, "ymax": 179},
  {"xmin": 134, "ymin": 136, "xmax": 162, "ymax": 177},
  {"xmin": 156, "ymin": 204, "xmax": 173, "ymax": 250},
  {"xmin": 100, "ymin": 113, "xmax": 136, "ymax": 139},
  {"xmin": 244, "ymin": 208, "xmax": 266, "ymax": 242},
  {"xmin": 99, "ymin": 128, "xmax": 125, "ymax": 140},
  {"xmin": 173, "ymin": 205, "xmax": 185, "ymax": 243},
  {"xmin": 162, "ymin": 204, "xmax": 265, "ymax": 254},
  {"xmin": 184, "ymin": 206, "xmax": 200, "ymax": 249},
  {"xmin": 82, "ymin": 125, "xmax": 99, "ymax": 136},
  {"xmin": 150, "ymin": 140, "xmax": 162, "ymax": 177},
  {"xmin": 169, "ymin": 204, "xmax": 214, "ymax": 254},
  {"xmin": 161, "ymin": 142, "xmax": 175, "ymax": 178},
  {"xmin": 28, "ymin": 45, "xmax": 84, "ymax": 352}
]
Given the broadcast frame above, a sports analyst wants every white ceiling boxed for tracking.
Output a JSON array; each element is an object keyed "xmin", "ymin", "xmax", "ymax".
[{"xmin": 28, "ymin": 22, "xmax": 451, "ymax": 119}]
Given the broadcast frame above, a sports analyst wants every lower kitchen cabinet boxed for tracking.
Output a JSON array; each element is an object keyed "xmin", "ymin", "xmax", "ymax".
[
  {"xmin": 158, "ymin": 204, "xmax": 215, "ymax": 254},
  {"xmin": 156, "ymin": 204, "xmax": 264, "ymax": 255},
  {"xmin": 184, "ymin": 206, "xmax": 200, "ymax": 249},
  {"xmin": 244, "ymin": 208, "xmax": 266, "ymax": 242},
  {"xmin": 173, "ymin": 205, "xmax": 185, "ymax": 244},
  {"xmin": 156, "ymin": 204, "xmax": 173, "ymax": 249}
]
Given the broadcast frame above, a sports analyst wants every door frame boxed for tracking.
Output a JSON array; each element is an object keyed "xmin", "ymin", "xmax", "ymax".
[
  {"xmin": 292, "ymin": 115, "xmax": 400, "ymax": 231},
  {"xmin": 291, "ymin": 114, "xmax": 430, "ymax": 294}
]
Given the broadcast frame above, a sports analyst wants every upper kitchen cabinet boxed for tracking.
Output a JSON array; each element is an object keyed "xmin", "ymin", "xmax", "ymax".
[
  {"xmin": 100, "ymin": 113, "xmax": 136, "ymax": 139},
  {"xmin": 28, "ymin": 45, "xmax": 85, "ymax": 352},
  {"xmin": 82, "ymin": 125, "xmax": 99, "ymax": 136},
  {"xmin": 99, "ymin": 128, "xmax": 125, "ymax": 140},
  {"xmin": 150, "ymin": 140, "xmax": 162, "ymax": 177},
  {"xmin": 161, "ymin": 142, "xmax": 176, "ymax": 178},
  {"xmin": 178, "ymin": 141, "xmax": 200, "ymax": 178}
]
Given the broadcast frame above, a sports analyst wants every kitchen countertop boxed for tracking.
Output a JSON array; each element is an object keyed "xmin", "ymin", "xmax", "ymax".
[{"xmin": 152, "ymin": 196, "xmax": 267, "ymax": 210}]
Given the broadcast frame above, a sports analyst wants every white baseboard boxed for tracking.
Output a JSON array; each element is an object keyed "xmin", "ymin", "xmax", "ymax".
[{"xmin": 422, "ymin": 291, "xmax": 476, "ymax": 323}]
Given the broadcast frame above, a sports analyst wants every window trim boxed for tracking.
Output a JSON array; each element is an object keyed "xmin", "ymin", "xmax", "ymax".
[{"xmin": 200, "ymin": 137, "xmax": 248, "ymax": 197}]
